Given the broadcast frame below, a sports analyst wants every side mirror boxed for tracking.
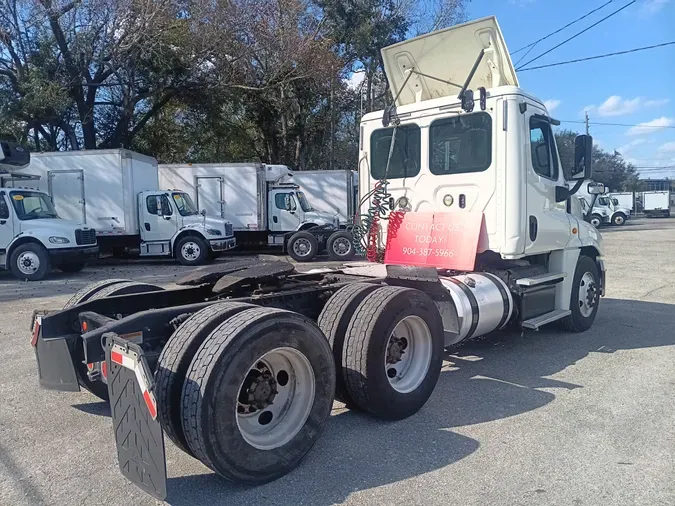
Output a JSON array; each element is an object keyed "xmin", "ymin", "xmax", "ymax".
[
  {"xmin": 587, "ymin": 182, "xmax": 605, "ymax": 195},
  {"xmin": 284, "ymin": 195, "xmax": 292, "ymax": 211},
  {"xmin": 200, "ymin": 209, "xmax": 206, "ymax": 217},
  {"xmin": 572, "ymin": 134, "xmax": 593, "ymax": 180},
  {"xmin": 534, "ymin": 143, "xmax": 549, "ymax": 169}
]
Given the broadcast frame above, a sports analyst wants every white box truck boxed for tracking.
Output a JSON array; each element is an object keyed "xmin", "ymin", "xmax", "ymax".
[
  {"xmin": 158, "ymin": 163, "xmax": 356, "ymax": 261},
  {"xmin": 290, "ymin": 169, "xmax": 358, "ymax": 226},
  {"xmin": 642, "ymin": 191, "xmax": 670, "ymax": 218},
  {"xmin": 577, "ymin": 180, "xmax": 630, "ymax": 226},
  {"xmin": 0, "ymin": 141, "xmax": 98, "ymax": 280},
  {"xmin": 609, "ymin": 192, "xmax": 633, "ymax": 212},
  {"xmin": 20, "ymin": 149, "xmax": 236, "ymax": 265}
]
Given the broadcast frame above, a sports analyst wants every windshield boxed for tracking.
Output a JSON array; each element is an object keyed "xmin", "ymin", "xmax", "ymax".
[
  {"xmin": 296, "ymin": 191, "xmax": 313, "ymax": 212},
  {"xmin": 9, "ymin": 191, "xmax": 59, "ymax": 220},
  {"xmin": 172, "ymin": 192, "xmax": 199, "ymax": 216}
]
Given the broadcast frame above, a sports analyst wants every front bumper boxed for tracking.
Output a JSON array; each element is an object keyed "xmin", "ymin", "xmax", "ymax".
[
  {"xmin": 209, "ymin": 237, "xmax": 236, "ymax": 252},
  {"xmin": 48, "ymin": 245, "xmax": 99, "ymax": 263}
]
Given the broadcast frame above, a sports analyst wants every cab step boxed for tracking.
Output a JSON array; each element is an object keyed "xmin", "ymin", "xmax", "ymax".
[
  {"xmin": 522, "ymin": 309, "xmax": 571, "ymax": 330},
  {"xmin": 516, "ymin": 272, "xmax": 566, "ymax": 287}
]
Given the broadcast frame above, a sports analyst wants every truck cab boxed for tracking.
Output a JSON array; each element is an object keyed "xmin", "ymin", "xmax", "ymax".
[
  {"xmin": 0, "ymin": 141, "xmax": 98, "ymax": 280},
  {"xmin": 138, "ymin": 189, "xmax": 235, "ymax": 264},
  {"xmin": 359, "ymin": 16, "xmax": 605, "ymax": 331},
  {"xmin": 267, "ymin": 184, "xmax": 337, "ymax": 232}
]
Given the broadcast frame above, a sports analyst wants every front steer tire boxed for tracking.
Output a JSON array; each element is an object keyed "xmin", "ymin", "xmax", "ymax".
[
  {"xmin": 287, "ymin": 231, "xmax": 319, "ymax": 262},
  {"xmin": 9, "ymin": 243, "xmax": 50, "ymax": 281},
  {"xmin": 560, "ymin": 255, "xmax": 600, "ymax": 333},
  {"xmin": 342, "ymin": 286, "xmax": 444, "ymax": 420},
  {"xmin": 181, "ymin": 306, "xmax": 335, "ymax": 484}
]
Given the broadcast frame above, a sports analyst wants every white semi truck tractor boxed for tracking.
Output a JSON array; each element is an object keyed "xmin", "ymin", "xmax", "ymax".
[
  {"xmin": 0, "ymin": 141, "xmax": 98, "ymax": 280},
  {"xmin": 30, "ymin": 17, "xmax": 605, "ymax": 500}
]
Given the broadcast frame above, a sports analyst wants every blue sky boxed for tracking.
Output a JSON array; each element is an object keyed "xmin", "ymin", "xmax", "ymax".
[{"xmin": 468, "ymin": 0, "xmax": 675, "ymax": 178}]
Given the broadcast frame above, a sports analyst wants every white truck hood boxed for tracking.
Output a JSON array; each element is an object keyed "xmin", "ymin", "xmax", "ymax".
[
  {"xmin": 182, "ymin": 215, "xmax": 233, "ymax": 234},
  {"xmin": 19, "ymin": 218, "xmax": 86, "ymax": 235},
  {"xmin": 381, "ymin": 16, "xmax": 518, "ymax": 106}
]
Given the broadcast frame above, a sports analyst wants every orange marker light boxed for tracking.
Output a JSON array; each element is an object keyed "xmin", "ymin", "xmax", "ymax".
[
  {"xmin": 81, "ymin": 321, "xmax": 88, "ymax": 332},
  {"xmin": 572, "ymin": 227, "xmax": 578, "ymax": 234}
]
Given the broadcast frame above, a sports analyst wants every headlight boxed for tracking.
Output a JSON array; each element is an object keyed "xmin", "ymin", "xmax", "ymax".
[
  {"xmin": 49, "ymin": 236, "xmax": 70, "ymax": 244},
  {"xmin": 206, "ymin": 228, "xmax": 222, "ymax": 236}
]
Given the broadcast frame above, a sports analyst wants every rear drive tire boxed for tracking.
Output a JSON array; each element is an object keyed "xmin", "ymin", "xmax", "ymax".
[
  {"xmin": 560, "ymin": 255, "xmax": 600, "ymax": 333},
  {"xmin": 9, "ymin": 243, "xmax": 50, "ymax": 281},
  {"xmin": 317, "ymin": 283, "xmax": 380, "ymax": 406},
  {"xmin": 326, "ymin": 231, "xmax": 355, "ymax": 261},
  {"xmin": 176, "ymin": 235, "xmax": 209, "ymax": 266},
  {"xmin": 155, "ymin": 302, "xmax": 254, "ymax": 456},
  {"xmin": 70, "ymin": 280, "xmax": 164, "ymax": 401},
  {"xmin": 342, "ymin": 286, "xmax": 444, "ymax": 420},
  {"xmin": 181, "ymin": 307, "xmax": 335, "ymax": 483},
  {"xmin": 287, "ymin": 231, "xmax": 318, "ymax": 262},
  {"xmin": 58, "ymin": 262, "xmax": 86, "ymax": 273}
]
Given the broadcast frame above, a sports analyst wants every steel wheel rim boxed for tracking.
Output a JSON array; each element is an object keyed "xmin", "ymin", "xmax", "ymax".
[
  {"xmin": 615, "ymin": 215, "xmax": 624, "ymax": 225},
  {"xmin": 591, "ymin": 218, "xmax": 600, "ymax": 227},
  {"xmin": 292, "ymin": 238, "xmax": 312, "ymax": 257},
  {"xmin": 578, "ymin": 271, "xmax": 597, "ymax": 318},
  {"xmin": 332, "ymin": 237, "xmax": 352, "ymax": 256},
  {"xmin": 181, "ymin": 241, "xmax": 200, "ymax": 261},
  {"xmin": 384, "ymin": 315, "xmax": 432, "ymax": 394},
  {"xmin": 236, "ymin": 347, "xmax": 315, "ymax": 450},
  {"xmin": 17, "ymin": 251, "xmax": 40, "ymax": 275}
]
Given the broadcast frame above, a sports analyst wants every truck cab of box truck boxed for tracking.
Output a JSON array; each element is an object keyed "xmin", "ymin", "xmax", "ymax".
[
  {"xmin": 577, "ymin": 181, "xmax": 629, "ymax": 227},
  {"xmin": 0, "ymin": 141, "xmax": 98, "ymax": 280},
  {"xmin": 359, "ymin": 16, "xmax": 605, "ymax": 332},
  {"xmin": 138, "ymin": 189, "xmax": 235, "ymax": 265},
  {"xmin": 267, "ymin": 184, "xmax": 337, "ymax": 232}
]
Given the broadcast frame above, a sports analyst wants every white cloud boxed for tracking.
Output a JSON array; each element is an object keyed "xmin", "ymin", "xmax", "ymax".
[
  {"xmin": 582, "ymin": 96, "xmax": 670, "ymax": 118},
  {"xmin": 626, "ymin": 117, "xmax": 675, "ymax": 136},
  {"xmin": 543, "ymin": 99, "xmax": 561, "ymax": 113},
  {"xmin": 345, "ymin": 71, "xmax": 365, "ymax": 90},
  {"xmin": 658, "ymin": 142, "xmax": 675, "ymax": 153},
  {"xmin": 641, "ymin": 0, "xmax": 669, "ymax": 15},
  {"xmin": 617, "ymin": 138, "xmax": 647, "ymax": 154}
]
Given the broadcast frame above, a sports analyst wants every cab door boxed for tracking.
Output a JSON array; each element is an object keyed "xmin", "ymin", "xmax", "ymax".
[
  {"xmin": 141, "ymin": 193, "xmax": 178, "ymax": 242},
  {"xmin": 268, "ymin": 190, "xmax": 302, "ymax": 232},
  {"xmin": 524, "ymin": 109, "xmax": 572, "ymax": 254},
  {"xmin": 0, "ymin": 192, "xmax": 15, "ymax": 251}
]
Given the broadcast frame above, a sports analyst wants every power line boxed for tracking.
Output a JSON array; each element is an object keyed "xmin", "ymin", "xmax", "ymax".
[
  {"xmin": 559, "ymin": 119, "xmax": 675, "ymax": 129},
  {"xmin": 515, "ymin": 0, "xmax": 636, "ymax": 70},
  {"xmin": 512, "ymin": 0, "xmax": 613, "ymax": 66},
  {"xmin": 518, "ymin": 41, "xmax": 675, "ymax": 71}
]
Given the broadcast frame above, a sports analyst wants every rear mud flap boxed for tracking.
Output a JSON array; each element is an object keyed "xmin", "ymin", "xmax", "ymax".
[{"xmin": 105, "ymin": 334, "xmax": 167, "ymax": 501}]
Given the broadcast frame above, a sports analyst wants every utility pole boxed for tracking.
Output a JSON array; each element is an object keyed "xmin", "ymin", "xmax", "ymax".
[{"xmin": 585, "ymin": 111, "xmax": 590, "ymax": 135}]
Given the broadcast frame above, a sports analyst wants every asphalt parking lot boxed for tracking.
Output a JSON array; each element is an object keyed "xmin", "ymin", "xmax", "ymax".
[{"xmin": 1, "ymin": 219, "xmax": 674, "ymax": 506}]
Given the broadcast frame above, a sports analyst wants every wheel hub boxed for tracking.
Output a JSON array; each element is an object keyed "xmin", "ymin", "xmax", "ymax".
[
  {"xmin": 386, "ymin": 336, "xmax": 408, "ymax": 364},
  {"xmin": 18, "ymin": 252, "xmax": 39, "ymax": 274}
]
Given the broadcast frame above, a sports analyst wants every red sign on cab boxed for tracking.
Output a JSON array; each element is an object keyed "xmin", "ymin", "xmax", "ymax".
[{"xmin": 384, "ymin": 211, "xmax": 485, "ymax": 271}]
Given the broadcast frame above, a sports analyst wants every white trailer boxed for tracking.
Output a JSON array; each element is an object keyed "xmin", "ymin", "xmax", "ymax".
[
  {"xmin": 642, "ymin": 191, "xmax": 670, "ymax": 218},
  {"xmin": 159, "ymin": 163, "xmax": 356, "ymax": 261},
  {"xmin": 21, "ymin": 150, "xmax": 236, "ymax": 265},
  {"xmin": 290, "ymin": 170, "xmax": 357, "ymax": 226},
  {"xmin": 0, "ymin": 141, "xmax": 98, "ymax": 280}
]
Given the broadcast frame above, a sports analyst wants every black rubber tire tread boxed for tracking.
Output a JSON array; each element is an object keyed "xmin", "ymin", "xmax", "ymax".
[
  {"xmin": 287, "ymin": 231, "xmax": 319, "ymax": 262},
  {"xmin": 317, "ymin": 282, "xmax": 380, "ymax": 405},
  {"xmin": 326, "ymin": 231, "xmax": 356, "ymax": 261},
  {"xmin": 181, "ymin": 306, "xmax": 335, "ymax": 483},
  {"xmin": 9, "ymin": 243, "xmax": 50, "ymax": 281},
  {"xmin": 560, "ymin": 255, "xmax": 600, "ymax": 333},
  {"xmin": 176, "ymin": 235, "xmax": 209, "ymax": 266},
  {"xmin": 155, "ymin": 301, "xmax": 255, "ymax": 456},
  {"xmin": 612, "ymin": 213, "xmax": 626, "ymax": 226},
  {"xmin": 64, "ymin": 279, "xmax": 131, "ymax": 309},
  {"xmin": 342, "ymin": 286, "xmax": 444, "ymax": 420},
  {"xmin": 89, "ymin": 281, "xmax": 163, "ymax": 301}
]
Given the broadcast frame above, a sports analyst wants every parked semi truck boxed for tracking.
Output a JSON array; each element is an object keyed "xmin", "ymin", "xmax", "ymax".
[
  {"xmin": 30, "ymin": 17, "xmax": 606, "ymax": 501},
  {"xmin": 290, "ymin": 169, "xmax": 358, "ymax": 226},
  {"xmin": 0, "ymin": 141, "xmax": 98, "ymax": 280},
  {"xmin": 642, "ymin": 190, "xmax": 670, "ymax": 218},
  {"xmin": 158, "ymin": 162, "xmax": 356, "ymax": 261},
  {"xmin": 19, "ymin": 149, "xmax": 236, "ymax": 265}
]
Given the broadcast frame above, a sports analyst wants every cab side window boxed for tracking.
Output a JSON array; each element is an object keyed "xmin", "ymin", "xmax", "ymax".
[
  {"xmin": 146, "ymin": 195, "xmax": 173, "ymax": 216},
  {"xmin": 274, "ymin": 193, "xmax": 295, "ymax": 211},
  {"xmin": 0, "ymin": 194, "xmax": 8, "ymax": 219},
  {"xmin": 529, "ymin": 118, "xmax": 559, "ymax": 180}
]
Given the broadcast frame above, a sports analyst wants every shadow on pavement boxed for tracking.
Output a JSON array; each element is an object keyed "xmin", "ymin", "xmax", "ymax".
[
  {"xmin": 71, "ymin": 401, "xmax": 111, "ymax": 417},
  {"xmin": 161, "ymin": 298, "xmax": 675, "ymax": 506}
]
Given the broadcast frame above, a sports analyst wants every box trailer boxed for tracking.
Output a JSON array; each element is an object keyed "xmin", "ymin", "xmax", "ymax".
[
  {"xmin": 158, "ymin": 163, "xmax": 356, "ymax": 261},
  {"xmin": 290, "ymin": 170, "xmax": 357, "ymax": 226},
  {"xmin": 609, "ymin": 192, "xmax": 634, "ymax": 212},
  {"xmin": 21, "ymin": 150, "xmax": 235, "ymax": 264},
  {"xmin": 642, "ymin": 191, "xmax": 670, "ymax": 218}
]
